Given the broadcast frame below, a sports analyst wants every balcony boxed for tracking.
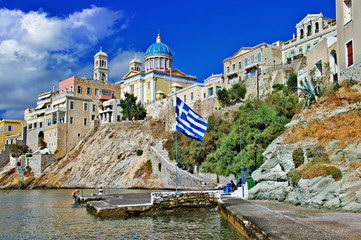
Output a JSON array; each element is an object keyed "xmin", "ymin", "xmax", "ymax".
[
  {"xmin": 98, "ymin": 90, "xmax": 113, "ymax": 100},
  {"xmin": 45, "ymin": 107, "xmax": 67, "ymax": 114}
]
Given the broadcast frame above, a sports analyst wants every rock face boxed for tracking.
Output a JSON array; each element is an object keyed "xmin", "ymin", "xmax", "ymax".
[
  {"xmin": 0, "ymin": 119, "xmax": 212, "ymax": 190},
  {"xmin": 249, "ymin": 85, "xmax": 361, "ymax": 211}
]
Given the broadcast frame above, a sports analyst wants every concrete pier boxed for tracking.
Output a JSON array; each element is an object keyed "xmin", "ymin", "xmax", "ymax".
[
  {"xmin": 220, "ymin": 197, "xmax": 361, "ymax": 240},
  {"xmin": 86, "ymin": 191, "xmax": 218, "ymax": 218}
]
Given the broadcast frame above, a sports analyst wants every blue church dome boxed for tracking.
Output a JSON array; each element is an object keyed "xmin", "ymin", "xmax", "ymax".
[{"xmin": 145, "ymin": 34, "xmax": 172, "ymax": 57}]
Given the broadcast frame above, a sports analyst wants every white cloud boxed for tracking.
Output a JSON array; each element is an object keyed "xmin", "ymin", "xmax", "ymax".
[{"xmin": 0, "ymin": 6, "xmax": 128, "ymax": 120}]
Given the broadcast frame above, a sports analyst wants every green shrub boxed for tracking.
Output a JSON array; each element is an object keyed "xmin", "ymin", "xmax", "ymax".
[
  {"xmin": 272, "ymin": 84, "xmax": 285, "ymax": 92},
  {"xmin": 289, "ymin": 169, "xmax": 302, "ymax": 186},
  {"xmin": 146, "ymin": 160, "xmax": 152, "ymax": 173},
  {"xmin": 54, "ymin": 149, "xmax": 58, "ymax": 154},
  {"xmin": 326, "ymin": 166, "xmax": 342, "ymax": 181},
  {"xmin": 158, "ymin": 162, "xmax": 162, "ymax": 172},
  {"xmin": 136, "ymin": 150, "xmax": 143, "ymax": 156},
  {"xmin": 40, "ymin": 146, "xmax": 46, "ymax": 150},
  {"xmin": 307, "ymin": 145, "xmax": 326, "ymax": 158},
  {"xmin": 224, "ymin": 112, "xmax": 229, "ymax": 116},
  {"xmin": 26, "ymin": 154, "xmax": 32, "ymax": 158},
  {"xmin": 25, "ymin": 166, "xmax": 31, "ymax": 171},
  {"xmin": 117, "ymin": 153, "xmax": 122, "ymax": 159},
  {"xmin": 292, "ymin": 147, "xmax": 304, "ymax": 168}
]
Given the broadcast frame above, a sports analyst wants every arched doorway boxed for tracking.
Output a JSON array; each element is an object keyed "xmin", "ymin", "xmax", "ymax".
[
  {"xmin": 38, "ymin": 131, "xmax": 44, "ymax": 149},
  {"xmin": 330, "ymin": 50, "xmax": 338, "ymax": 83}
]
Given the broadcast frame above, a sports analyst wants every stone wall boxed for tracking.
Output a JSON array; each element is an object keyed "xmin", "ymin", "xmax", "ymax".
[
  {"xmin": 150, "ymin": 191, "xmax": 219, "ymax": 214},
  {"xmin": 149, "ymin": 144, "xmax": 214, "ymax": 189},
  {"xmin": 0, "ymin": 144, "xmax": 11, "ymax": 168},
  {"xmin": 339, "ymin": 62, "xmax": 361, "ymax": 82}
]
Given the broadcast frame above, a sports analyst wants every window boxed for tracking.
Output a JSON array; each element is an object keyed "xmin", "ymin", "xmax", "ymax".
[
  {"xmin": 151, "ymin": 59, "xmax": 154, "ymax": 68},
  {"xmin": 160, "ymin": 58, "xmax": 163, "ymax": 68},
  {"xmin": 245, "ymin": 58, "xmax": 248, "ymax": 67},
  {"xmin": 257, "ymin": 52, "xmax": 262, "ymax": 63},
  {"xmin": 307, "ymin": 25, "xmax": 312, "ymax": 36},
  {"xmin": 0, "ymin": 126, "xmax": 3, "ymax": 133},
  {"xmin": 227, "ymin": 66, "xmax": 229, "ymax": 73},
  {"xmin": 155, "ymin": 58, "xmax": 159, "ymax": 68},
  {"xmin": 245, "ymin": 73, "xmax": 249, "ymax": 79},
  {"xmin": 46, "ymin": 118, "xmax": 51, "ymax": 126},
  {"xmin": 203, "ymin": 93, "xmax": 206, "ymax": 99},
  {"xmin": 130, "ymin": 85, "xmax": 134, "ymax": 93},
  {"xmin": 92, "ymin": 104, "xmax": 96, "ymax": 112},
  {"xmin": 343, "ymin": 0, "xmax": 352, "ymax": 24},
  {"xmin": 250, "ymin": 55, "xmax": 255, "ymax": 64},
  {"xmin": 306, "ymin": 45, "xmax": 311, "ymax": 52},
  {"xmin": 34, "ymin": 123, "xmax": 37, "ymax": 128},
  {"xmin": 70, "ymin": 86, "xmax": 73, "ymax": 92},
  {"xmin": 183, "ymin": 95, "xmax": 186, "ymax": 103},
  {"xmin": 208, "ymin": 87, "xmax": 214, "ymax": 97},
  {"xmin": 54, "ymin": 131, "xmax": 56, "ymax": 137},
  {"xmin": 238, "ymin": 61, "xmax": 242, "ymax": 69},
  {"xmin": 8, "ymin": 126, "xmax": 12, "ymax": 131},
  {"xmin": 250, "ymin": 70, "xmax": 256, "ymax": 77},
  {"xmin": 77, "ymin": 133, "xmax": 81, "ymax": 138},
  {"xmin": 77, "ymin": 86, "xmax": 82, "ymax": 94},
  {"xmin": 40, "ymin": 122, "xmax": 43, "ymax": 128},
  {"xmin": 191, "ymin": 92, "xmax": 194, "ymax": 101},
  {"xmin": 165, "ymin": 59, "xmax": 168, "ymax": 69},
  {"xmin": 216, "ymin": 86, "xmax": 222, "ymax": 94},
  {"xmin": 84, "ymin": 118, "xmax": 87, "ymax": 126},
  {"xmin": 92, "ymin": 115, "xmax": 95, "ymax": 120},
  {"xmin": 87, "ymin": 87, "xmax": 91, "ymax": 95},
  {"xmin": 299, "ymin": 47, "xmax": 303, "ymax": 55},
  {"xmin": 232, "ymin": 64, "xmax": 235, "ymax": 72},
  {"xmin": 258, "ymin": 68, "xmax": 262, "ymax": 75},
  {"xmin": 171, "ymin": 99, "xmax": 174, "ymax": 107},
  {"xmin": 70, "ymin": 101, "xmax": 74, "ymax": 110},
  {"xmin": 315, "ymin": 22, "xmax": 319, "ymax": 33},
  {"xmin": 95, "ymin": 89, "xmax": 99, "ymax": 96},
  {"xmin": 346, "ymin": 40, "xmax": 353, "ymax": 67},
  {"xmin": 148, "ymin": 82, "xmax": 151, "ymax": 89},
  {"xmin": 300, "ymin": 29, "xmax": 304, "ymax": 39},
  {"xmin": 70, "ymin": 117, "xmax": 74, "ymax": 124},
  {"xmin": 49, "ymin": 132, "xmax": 51, "ymax": 138},
  {"xmin": 84, "ymin": 102, "xmax": 88, "ymax": 111}
]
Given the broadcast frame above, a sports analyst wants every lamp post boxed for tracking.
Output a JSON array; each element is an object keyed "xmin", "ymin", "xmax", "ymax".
[{"xmin": 253, "ymin": 144, "xmax": 258, "ymax": 171}]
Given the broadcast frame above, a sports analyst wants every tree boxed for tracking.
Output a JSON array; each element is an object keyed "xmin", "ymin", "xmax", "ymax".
[
  {"xmin": 217, "ymin": 88, "xmax": 230, "ymax": 107},
  {"xmin": 287, "ymin": 72, "xmax": 298, "ymax": 93},
  {"xmin": 119, "ymin": 93, "xmax": 147, "ymax": 120},
  {"xmin": 230, "ymin": 83, "xmax": 247, "ymax": 102}
]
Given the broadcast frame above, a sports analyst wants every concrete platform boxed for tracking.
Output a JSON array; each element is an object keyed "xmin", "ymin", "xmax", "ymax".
[{"xmin": 220, "ymin": 197, "xmax": 361, "ymax": 240}]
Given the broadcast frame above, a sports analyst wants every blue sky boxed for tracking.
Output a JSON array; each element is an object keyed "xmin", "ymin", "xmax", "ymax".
[{"xmin": 0, "ymin": 0, "xmax": 336, "ymax": 120}]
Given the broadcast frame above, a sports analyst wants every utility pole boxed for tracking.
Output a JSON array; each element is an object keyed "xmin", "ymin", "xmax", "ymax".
[{"xmin": 256, "ymin": 64, "xmax": 259, "ymax": 100}]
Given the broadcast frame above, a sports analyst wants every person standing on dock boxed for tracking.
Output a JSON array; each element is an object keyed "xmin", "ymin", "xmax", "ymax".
[
  {"xmin": 98, "ymin": 186, "xmax": 103, "ymax": 195},
  {"xmin": 71, "ymin": 189, "xmax": 80, "ymax": 204}
]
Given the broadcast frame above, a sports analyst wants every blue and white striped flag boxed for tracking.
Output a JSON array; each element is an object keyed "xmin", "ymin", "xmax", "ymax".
[{"xmin": 175, "ymin": 97, "xmax": 208, "ymax": 142}]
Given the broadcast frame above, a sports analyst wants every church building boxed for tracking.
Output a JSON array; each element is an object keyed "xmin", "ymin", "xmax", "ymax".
[{"xmin": 119, "ymin": 33, "xmax": 198, "ymax": 105}]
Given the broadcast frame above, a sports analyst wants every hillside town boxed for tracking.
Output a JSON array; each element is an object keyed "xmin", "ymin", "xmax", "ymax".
[
  {"xmin": 1, "ymin": 1, "xmax": 361, "ymax": 239},
  {"xmin": 1, "ymin": 2, "xmax": 359, "ymax": 173}
]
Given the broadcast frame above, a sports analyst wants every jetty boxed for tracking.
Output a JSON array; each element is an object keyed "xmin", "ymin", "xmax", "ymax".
[{"xmin": 80, "ymin": 191, "xmax": 361, "ymax": 239}]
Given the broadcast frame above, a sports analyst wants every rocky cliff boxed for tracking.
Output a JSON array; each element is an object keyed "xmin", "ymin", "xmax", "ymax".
[
  {"xmin": 249, "ymin": 84, "xmax": 361, "ymax": 211},
  {"xmin": 0, "ymin": 119, "xmax": 214, "ymax": 189}
]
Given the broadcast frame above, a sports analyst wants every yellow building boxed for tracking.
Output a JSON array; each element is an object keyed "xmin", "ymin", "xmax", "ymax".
[
  {"xmin": 0, "ymin": 119, "xmax": 26, "ymax": 149},
  {"xmin": 119, "ymin": 33, "xmax": 197, "ymax": 105}
]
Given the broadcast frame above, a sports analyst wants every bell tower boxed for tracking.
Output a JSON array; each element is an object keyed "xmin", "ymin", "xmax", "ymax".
[
  {"xmin": 94, "ymin": 47, "xmax": 108, "ymax": 82},
  {"xmin": 129, "ymin": 54, "xmax": 142, "ymax": 72}
]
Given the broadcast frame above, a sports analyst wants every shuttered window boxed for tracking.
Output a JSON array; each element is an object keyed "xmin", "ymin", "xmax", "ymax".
[{"xmin": 347, "ymin": 41, "xmax": 353, "ymax": 67}]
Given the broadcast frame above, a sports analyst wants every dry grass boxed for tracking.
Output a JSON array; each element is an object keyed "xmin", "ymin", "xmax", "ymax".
[
  {"xmin": 350, "ymin": 161, "xmax": 361, "ymax": 170},
  {"xmin": 285, "ymin": 110, "xmax": 361, "ymax": 146}
]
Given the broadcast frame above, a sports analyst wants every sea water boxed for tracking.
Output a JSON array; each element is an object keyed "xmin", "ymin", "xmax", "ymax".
[{"xmin": 0, "ymin": 189, "xmax": 245, "ymax": 239}]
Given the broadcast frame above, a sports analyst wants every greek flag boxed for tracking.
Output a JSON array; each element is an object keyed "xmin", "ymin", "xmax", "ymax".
[{"xmin": 175, "ymin": 97, "xmax": 208, "ymax": 142}]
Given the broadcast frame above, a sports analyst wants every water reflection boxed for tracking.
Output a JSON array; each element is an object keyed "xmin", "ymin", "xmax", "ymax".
[{"xmin": 0, "ymin": 190, "xmax": 244, "ymax": 239}]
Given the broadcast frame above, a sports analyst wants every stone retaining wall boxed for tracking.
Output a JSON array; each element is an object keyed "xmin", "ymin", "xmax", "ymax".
[{"xmin": 150, "ymin": 191, "xmax": 218, "ymax": 214}]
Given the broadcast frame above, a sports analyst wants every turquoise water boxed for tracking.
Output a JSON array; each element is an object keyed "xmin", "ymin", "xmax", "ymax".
[{"xmin": 0, "ymin": 189, "xmax": 244, "ymax": 239}]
